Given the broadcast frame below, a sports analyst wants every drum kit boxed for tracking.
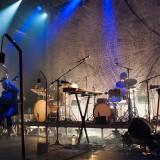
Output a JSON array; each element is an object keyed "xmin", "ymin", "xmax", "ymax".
[
  {"xmin": 93, "ymin": 78, "xmax": 138, "ymax": 123},
  {"xmin": 31, "ymin": 77, "xmax": 138, "ymax": 124},
  {"xmin": 31, "ymin": 81, "xmax": 77, "ymax": 122}
]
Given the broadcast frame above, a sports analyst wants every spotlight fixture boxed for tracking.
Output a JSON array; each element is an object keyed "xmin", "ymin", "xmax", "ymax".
[{"xmin": 37, "ymin": 6, "xmax": 42, "ymax": 11}]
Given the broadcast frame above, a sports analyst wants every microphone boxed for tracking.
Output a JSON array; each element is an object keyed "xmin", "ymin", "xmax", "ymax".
[{"xmin": 77, "ymin": 55, "xmax": 90, "ymax": 63}]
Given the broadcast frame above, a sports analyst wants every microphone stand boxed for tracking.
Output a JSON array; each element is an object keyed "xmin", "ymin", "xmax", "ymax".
[
  {"xmin": 139, "ymin": 74, "xmax": 160, "ymax": 122},
  {"xmin": 116, "ymin": 64, "xmax": 132, "ymax": 122},
  {"xmin": 3, "ymin": 34, "xmax": 26, "ymax": 159},
  {"xmin": 51, "ymin": 58, "xmax": 86, "ymax": 146}
]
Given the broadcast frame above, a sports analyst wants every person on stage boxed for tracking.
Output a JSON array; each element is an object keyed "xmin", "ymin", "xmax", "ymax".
[
  {"xmin": 115, "ymin": 72, "xmax": 128, "ymax": 98},
  {"xmin": 0, "ymin": 80, "xmax": 19, "ymax": 137}
]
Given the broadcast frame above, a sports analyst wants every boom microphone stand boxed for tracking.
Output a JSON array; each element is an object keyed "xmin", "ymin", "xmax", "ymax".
[{"xmin": 51, "ymin": 56, "xmax": 89, "ymax": 146}]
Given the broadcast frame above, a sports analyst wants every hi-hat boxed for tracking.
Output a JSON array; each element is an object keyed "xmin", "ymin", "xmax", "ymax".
[{"xmin": 31, "ymin": 89, "xmax": 46, "ymax": 97}]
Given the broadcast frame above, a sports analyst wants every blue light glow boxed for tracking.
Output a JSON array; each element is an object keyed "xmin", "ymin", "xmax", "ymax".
[
  {"xmin": 0, "ymin": 0, "xmax": 22, "ymax": 37},
  {"xmin": 37, "ymin": 6, "xmax": 42, "ymax": 11},
  {"xmin": 50, "ymin": 0, "xmax": 81, "ymax": 41},
  {"xmin": 102, "ymin": 0, "xmax": 119, "ymax": 80},
  {"xmin": 103, "ymin": 0, "xmax": 116, "ymax": 34}
]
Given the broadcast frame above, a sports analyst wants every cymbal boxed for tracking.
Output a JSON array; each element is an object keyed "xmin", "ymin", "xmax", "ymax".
[
  {"xmin": 31, "ymin": 89, "xmax": 46, "ymax": 97},
  {"xmin": 124, "ymin": 79, "xmax": 137, "ymax": 87}
]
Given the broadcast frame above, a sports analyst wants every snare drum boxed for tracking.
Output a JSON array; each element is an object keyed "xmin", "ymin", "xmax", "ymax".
[{"xmin": 93, "ymin": 103, "xmax": 117, "ymax": 122}]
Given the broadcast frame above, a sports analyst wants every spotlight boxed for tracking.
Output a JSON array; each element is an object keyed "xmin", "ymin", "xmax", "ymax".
[
  {"xmin": 37, "ymin": 6, "xmax": 42, "ymax": 11},
  {"xmin": 42, "ymin": 13, "xmax": 47, "ymax": 18}
]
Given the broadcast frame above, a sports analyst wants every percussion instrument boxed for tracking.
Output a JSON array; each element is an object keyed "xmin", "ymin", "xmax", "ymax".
[
  {"xmin": 93, "ymin": 103, "xmax": 117, "ymax": 122},
  {"xmin": 97, "ymin": 98, "xmax": 108, "ymax": 104},
  {"xmin": 108, "ymin": 88, "xmax": 122, "ymax": 102},
  {"xmin": 31, "ymin": 88, "xmax": 46, "ymax": 97},
  {"xmin": 33, "ymin": 99, "xmax": 57, "ymax": 122}
]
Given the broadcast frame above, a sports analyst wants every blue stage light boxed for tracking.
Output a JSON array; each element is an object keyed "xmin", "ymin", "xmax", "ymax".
[{"xmin": 37, "ymin": 6, "xmax": 42, "ymax": 11}]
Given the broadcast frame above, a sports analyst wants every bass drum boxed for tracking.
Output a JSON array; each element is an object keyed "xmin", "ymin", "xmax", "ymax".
[
  {"xmin": 34, "ymin": 99, "xmax": 49, "ymax": 122},
  {"xmin": 93, "ymin": 103, "xmax": 117, "ymax": 122}
]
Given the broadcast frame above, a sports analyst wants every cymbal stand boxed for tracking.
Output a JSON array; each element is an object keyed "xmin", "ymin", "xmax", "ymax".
[
  {"xmin": 139, "ymin": 74, "xmax": 160, "ymax": 122},
  {"xmin": 51, "ymin": 57, "xmax": 88, "ymax": 145}
]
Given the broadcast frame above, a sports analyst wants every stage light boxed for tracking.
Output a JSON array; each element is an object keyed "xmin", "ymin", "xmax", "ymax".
[
  {"xmin": 37, "ymin": 6, "xmax": 42, "ymax": 11},
  {"xmin": 42, "ymin": 13, "xmax": 48, "ymax": 18},
  {"xmin": 0, "ymin": 0, "xmax": 22, "ymax": 36}
]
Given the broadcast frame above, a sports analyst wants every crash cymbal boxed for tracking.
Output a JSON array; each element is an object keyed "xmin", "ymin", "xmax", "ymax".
[
  {"xmin": 124, "ymin": 78, "xmax": 137, "ymax": 87},
  {"xmin": 31, "ymin": 89, "xmax": 46, "ymax": 97}
]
